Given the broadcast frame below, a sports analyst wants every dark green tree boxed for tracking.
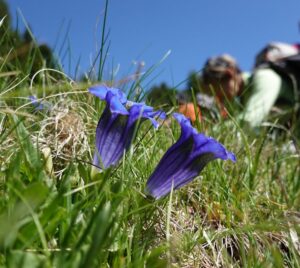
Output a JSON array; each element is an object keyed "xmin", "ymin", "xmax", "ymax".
[
  {"xmin": 146, "ymin": 82, "xmax": 178, "ymax": 109},
  {"xmin": 0, "ymin": 0, "xmax": 59, "ymax": 80}
]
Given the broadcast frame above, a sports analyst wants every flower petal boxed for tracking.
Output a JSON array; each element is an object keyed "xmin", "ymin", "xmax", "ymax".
[
  {"xmin": 146, "ymin": 113, "xmax": 236, "ymax": 199},
  {"xmin": 192, "ymin": 133, "xmax": 236, "ymax": 162},
  {"xmin": 89, "ymin": 84, "xmax": 127, "ymax": 104},
  {"xmin": 93, "ymin": 108, "xmax": 129, "ymax": 168},
  {"xmin": 106, "ymin": 91, "xmax": 129, "ymax": 115},
  {"xmin": 146, "ymin": 137, "xmax": 194, "ymax": 198},
  {"xmin": 127, "ymin": 102, "xmax": 165, "ymax": 129},
  {"xmin": 93, "ymin": 93, "xmax": 129, "ymax": 168},
  {"xmin": 173, "ymin": 112, "xmax": 197, "ymax": 142}
]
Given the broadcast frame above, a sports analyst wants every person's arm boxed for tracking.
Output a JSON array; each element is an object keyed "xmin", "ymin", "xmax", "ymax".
[{"xmin": 241, "ymin": 68, "xmax": 282, "ymax": 127}]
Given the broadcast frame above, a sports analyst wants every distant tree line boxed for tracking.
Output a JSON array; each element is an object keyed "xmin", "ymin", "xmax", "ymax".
[
  {"xmin": 0, "ymin": 0, "xmax": 201, "ymax": 102},
  {"xmin": 146, "ymin": 71, "xmax": 204, "ymax": 109},
  {"xmin": 0, "ymin": 0, "xmax": 59, "ymax": 80}
]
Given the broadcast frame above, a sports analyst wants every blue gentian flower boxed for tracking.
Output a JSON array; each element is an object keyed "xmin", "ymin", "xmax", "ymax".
[
  {"xmin": 29, "ymin": 95, "xmax": 46, "ymax": 111},
  {"xmin": 146, "ymin": 113, "xmax": 236, "ymax": 199},
  {"xmin": 89, "ymin": 85, "xmax": 166, "ymax": 169}
]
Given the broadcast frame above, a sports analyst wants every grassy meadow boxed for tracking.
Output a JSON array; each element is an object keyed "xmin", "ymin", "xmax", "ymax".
[{"xmin": 1, "ymin": 14, "xmax": 300, "ymax": 268}]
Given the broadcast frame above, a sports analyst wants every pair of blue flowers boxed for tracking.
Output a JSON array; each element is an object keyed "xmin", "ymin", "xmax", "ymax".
[{"xmin": 89, "ymin": 85, "xmax": 236, "ymax": 199}]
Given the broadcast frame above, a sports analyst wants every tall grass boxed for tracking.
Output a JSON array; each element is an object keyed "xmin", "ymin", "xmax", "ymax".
[{"xmin": 0, "ymin": 6, "xmax": 300, "ymax": 268}]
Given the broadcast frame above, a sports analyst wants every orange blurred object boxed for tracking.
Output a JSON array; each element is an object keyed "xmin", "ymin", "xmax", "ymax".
[{"xmin": 178, "ymin": 103, "xmax": 202, "ymax": 123}]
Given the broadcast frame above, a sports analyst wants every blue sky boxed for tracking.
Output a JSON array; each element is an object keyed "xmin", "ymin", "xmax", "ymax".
[{"xmin": 7, "ymin": 0, "xmax": 300, "ymax": 89}]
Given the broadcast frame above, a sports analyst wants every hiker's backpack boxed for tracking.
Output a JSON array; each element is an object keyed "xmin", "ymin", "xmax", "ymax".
[{"xmin": 255, "ymin": 42, "xmax": 300, "ymax": 91}]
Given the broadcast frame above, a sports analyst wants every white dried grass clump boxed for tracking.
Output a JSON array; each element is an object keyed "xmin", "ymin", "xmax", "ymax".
[{"xmin": 32, "ymin": 97, "xmax": 92, "ymax": 177}]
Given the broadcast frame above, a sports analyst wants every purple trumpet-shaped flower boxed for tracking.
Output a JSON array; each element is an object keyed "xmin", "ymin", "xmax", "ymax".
[
  {"xmin": 28, "ymin": 95, "xmax": 52, "ymax": 112},
  {"xmin": 89, "ymin": 85, "xmax": 166, "ymax": 169},
  {"xmin": 29, "ymin": 95, "xmax": 46, "ymax": 111},
  {"xmin": 146, "ymin": 113, "xmax": 236, "ymax": 199}
]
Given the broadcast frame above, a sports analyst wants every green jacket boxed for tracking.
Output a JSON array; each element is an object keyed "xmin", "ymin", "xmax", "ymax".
[{"xmin": 240, "ymin": 68, "xmax": 296, "ymax": 127}]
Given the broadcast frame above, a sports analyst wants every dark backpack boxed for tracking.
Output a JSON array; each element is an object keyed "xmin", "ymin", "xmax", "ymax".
[
  {"xmin": 267, "ymin": 53, "xmax": 300, "ymax": 109},
  {"xmin": 255, "ymin": 43, "xmax": 300, "ymax": 92}
]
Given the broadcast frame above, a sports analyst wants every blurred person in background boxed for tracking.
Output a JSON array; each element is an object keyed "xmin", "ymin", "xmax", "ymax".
[{"xmin": 201, "ymin": 42, "xmax": 300, "ymax": 135}]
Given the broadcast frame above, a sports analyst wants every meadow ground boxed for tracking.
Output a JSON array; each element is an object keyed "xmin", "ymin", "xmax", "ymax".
[{"xmin": 0, "ymin": 67, "xmax": 300, "ymax": 268}]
